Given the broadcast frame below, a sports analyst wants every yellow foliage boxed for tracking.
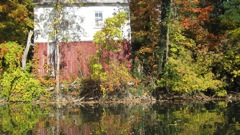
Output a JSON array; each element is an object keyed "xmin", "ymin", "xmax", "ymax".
[
  {"xmin": 38, "ymin": 77, "xmax": 56, "ymax": 86},
  {"xmin": 138, "ymin": 47, "xmax": 153, "ymax": 54},
  {"xmin": 99, "ymin": 61, "xmax": 135, "ymax": 93}
]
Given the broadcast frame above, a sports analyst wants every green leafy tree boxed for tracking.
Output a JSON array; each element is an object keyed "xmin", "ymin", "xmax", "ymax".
[
  {"xmin": 158, "ymin": 19, "xmax": 225, "ymax": 95},
  {"xmin": 217, "ymin": 0, "xmax": 240, "ymax": 91}
]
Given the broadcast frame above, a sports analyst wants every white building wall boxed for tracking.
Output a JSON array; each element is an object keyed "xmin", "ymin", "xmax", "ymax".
[{"xmin": 34, "ymin": 4, "xmax": 130, "ymax": 42}]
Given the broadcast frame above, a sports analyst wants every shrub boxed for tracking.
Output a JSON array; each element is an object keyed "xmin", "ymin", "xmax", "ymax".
[
  {"xmin": 0, "ymin": 42, "xmax": 46, "ymax": 102},
  {"xmin": 158, "ymin": 51, "xmax": 225, "ymax": 95},
  {"xmin": 1, "ymin": 69, "xmax": 45, "ymax": 102},
  {"xmin": 94, "ymin": 61, "xmax": 135, "ymax": 97}
]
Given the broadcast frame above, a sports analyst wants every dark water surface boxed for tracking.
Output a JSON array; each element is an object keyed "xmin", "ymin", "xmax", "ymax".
[{"xmin": 0, "ymin": 101, "xmax": 240, "ymax": 135}]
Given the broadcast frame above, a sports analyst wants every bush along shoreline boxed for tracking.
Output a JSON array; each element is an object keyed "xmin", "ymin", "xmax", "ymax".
[
  {"xmin": 0, "ymin": 77, "xmax": 239, "ymax": 104},
  {"xmin": 21, "ymin": 80, "xmax": 240, "ymax": 104}
]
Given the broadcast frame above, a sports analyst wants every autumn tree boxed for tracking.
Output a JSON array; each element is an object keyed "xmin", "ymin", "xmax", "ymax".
[
  {"xmin": 0, "ymin": 1, "xmax": 47, "ymax": 102},
  {"xmin": 0, "ymin": 0, "xmax": 33, "ymax": 45},
  {"xmin": 130, "ymin": 0, "xmax": 163, "ymax": 90},
  {"xmin": 127, "ymin": 0, "xmax": 227, "ymax": 96},
  {"xmin": 90, "ymin": 12, "xmax": 135, "ymax": 98}
]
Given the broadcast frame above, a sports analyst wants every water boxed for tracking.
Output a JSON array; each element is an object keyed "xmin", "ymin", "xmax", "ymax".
[{"xmin": 0, "ymin": 101, "xmax": 240, "ymax": 135}]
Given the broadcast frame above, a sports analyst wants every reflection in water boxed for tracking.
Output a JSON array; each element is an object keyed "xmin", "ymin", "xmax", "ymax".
[{"xmin": 0, "ymin": 101, "xmax": 240, "ymax": 134}]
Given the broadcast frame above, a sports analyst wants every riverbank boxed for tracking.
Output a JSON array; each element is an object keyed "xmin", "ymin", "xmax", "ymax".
[{"xmin": 1, "ymin": 91, "xmax": 239, "ymax": 105}]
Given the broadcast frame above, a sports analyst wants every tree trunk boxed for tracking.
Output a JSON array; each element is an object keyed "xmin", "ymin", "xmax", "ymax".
[
  {"xmin": 56, "ymin": 42, "xmax": 60, "ymax": 102},
  {"xmin": 165, "ymin": 24, "xmax": 170, "ymax": 93},
  {"xmin": 166, "ymin": 24, "xmax": 169, "ymax": 61},
  {"xmin": 22, "ymin": 30, "xmax": 33, "ymax": 70},
  {"xmin": 55, "ymin": 0, "xmax": 60, "ymax": 102},
  {"xmin": 166, "ymin": 0, "xmax": 172, "ymax": 61},
  {"xmin": 165, "ymin": 0, "xmax": 172, "ymax": 94}
]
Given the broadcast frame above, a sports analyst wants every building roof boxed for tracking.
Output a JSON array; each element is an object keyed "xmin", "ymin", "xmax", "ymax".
[{"xmin": 33, "ymin": 0, "xmax": 129, "ymax": 4}]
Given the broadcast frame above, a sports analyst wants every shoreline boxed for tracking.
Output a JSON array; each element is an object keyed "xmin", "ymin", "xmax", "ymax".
[{"xmin": 0, "ymin": 93, "xmax": 239, "ymax": 105}]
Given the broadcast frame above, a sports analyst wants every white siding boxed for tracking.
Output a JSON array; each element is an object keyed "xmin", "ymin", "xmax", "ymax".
[{"xmin": 34, "ymin": 4, "xmax": 130, "ymax": 42}]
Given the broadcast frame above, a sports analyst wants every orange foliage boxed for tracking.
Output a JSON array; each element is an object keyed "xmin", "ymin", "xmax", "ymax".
[
  {"xmin": 181, "ymin": 18, "xmax": 197, "ymax": 29},
  {"xmin": 198, "ymin": 6, "xmax": 213, "ymax": 22},
  {"xmin": 0, "ymin": 0, "xmax": 33, "ymax": 45},
  {"xmin": 99, "ymin": 61, "xmax": 135, "ymax": 92},
  {"xmin": 176, "ymin": 0, "xmax": 219, "ymax": 50}
]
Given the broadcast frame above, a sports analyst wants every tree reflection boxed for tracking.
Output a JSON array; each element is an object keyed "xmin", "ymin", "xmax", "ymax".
[
  {"xmin": 0, "ymin": 102, "xmax": 240, "ymax": 134},
  {"xmin": 0, "ymin": 104, "xmax": 44, "ymax": 134}
]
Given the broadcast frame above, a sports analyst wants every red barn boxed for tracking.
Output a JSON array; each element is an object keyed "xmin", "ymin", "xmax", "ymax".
[{"xmin": 33, "ymin": 0, "xmax": 131, "ymax": 80}]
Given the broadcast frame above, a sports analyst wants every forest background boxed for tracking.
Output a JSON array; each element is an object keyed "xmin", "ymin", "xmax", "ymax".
[{"xmin": 0, "ymin": 0, "xmax": 239, "ymax": 102}]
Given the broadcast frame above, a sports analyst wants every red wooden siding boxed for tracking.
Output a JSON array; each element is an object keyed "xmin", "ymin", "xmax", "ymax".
[
  {"xmin": 34, "ymin": 42, "xmax": 48, "ymax": 76},
  {"xmin": 59, "ymin": 42, "xmax": 96, "ymax": 78},
  {"xmin": 34, "ymin": 41, "xmax": 131, "ymax": 80}
]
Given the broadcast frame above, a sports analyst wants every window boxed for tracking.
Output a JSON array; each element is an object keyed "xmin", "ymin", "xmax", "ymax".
[{"xmin": 95, "ymin": 11, "xmax": 103, "ymax": 27}]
